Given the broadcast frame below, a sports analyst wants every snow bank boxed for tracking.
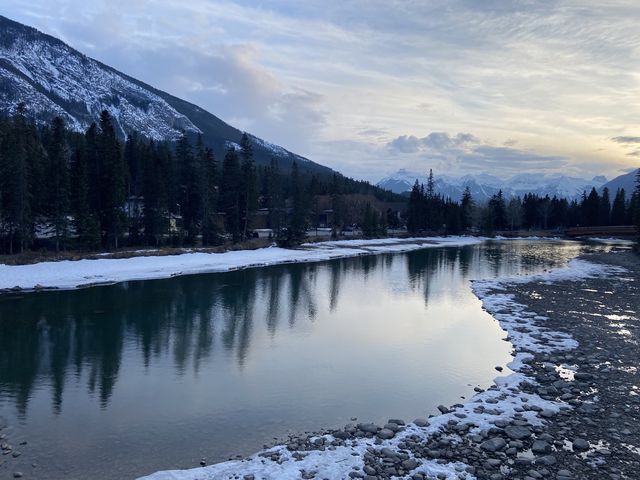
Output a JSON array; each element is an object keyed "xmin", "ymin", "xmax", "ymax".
[{"xmin": 0, "ymin": 236, "xmax": 484, "ymax": 292}]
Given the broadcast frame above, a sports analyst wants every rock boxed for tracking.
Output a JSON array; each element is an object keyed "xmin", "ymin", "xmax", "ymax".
[
  {"xmin": 504, "ymin": 425, "xmax": 532, "ymax": 440},
  {"xmin": 13, "ymin": 474, "xmax": 23, "ymax": 479},
  {"xmin": 380, "ymin": 447, "xmax": 397, "ymax": 458},
  {"xmin": 402, "ymin": 458, "xmax": 419, "ymax": 470},
  {"xmin": 413, "ymin": 418, "xmax": 428, "ymax": 427},
  {"xmin": 531, "ymin": 440, "xmax": 552, "ymax": 454},
  {"xmin": 377, "ymin": 428, "xmax": 395, "ymax": 440},
  {"xmin": 357, "ymin": 423, "xmax": 379, "ymax": 434},
  {"xmin": 480, "ymin": 437, "xmax": 507, "ymax": 452},
  {"xmin": 437, "ymin": 405, "xmax": 449, "ymax": 414},
  {"xmin": 572, "ymin": 438, "xmax": 589, "ymax": 451},
  {"xmin": 383, "ymin": 422, "xmax": 400, "ymax": 432},
  {"xmin": 535, "ymin": 454, "xmax": 557, "ymax": 466}
]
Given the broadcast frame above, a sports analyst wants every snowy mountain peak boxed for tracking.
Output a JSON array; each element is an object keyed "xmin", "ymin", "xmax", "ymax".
[
  {"xmin": 377, "ymin": 169, "xmax": 608, "ymax": 201},
  {"xmin": 0, "ymin": 16, "xmax": 200, "ymax": 141}
]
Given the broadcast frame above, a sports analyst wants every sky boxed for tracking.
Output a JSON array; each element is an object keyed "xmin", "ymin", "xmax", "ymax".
[{"xmin": 3, "ymin": 0, "xmax": 640, "ymax": 182}]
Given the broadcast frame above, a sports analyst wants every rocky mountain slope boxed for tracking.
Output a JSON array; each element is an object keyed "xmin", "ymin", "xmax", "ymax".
[
  {"xmin": 0, "ymin": 15, "xmax": 331, "ymax": 175},
  {"xmin": 601, "ymin": 169, "xmax": 639, "ymax": 196}
]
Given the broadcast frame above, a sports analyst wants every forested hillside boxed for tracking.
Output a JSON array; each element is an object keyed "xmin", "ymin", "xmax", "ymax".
[{"xmin": 0, "ymin": 107, "xmax": 398, "ymax": 254}]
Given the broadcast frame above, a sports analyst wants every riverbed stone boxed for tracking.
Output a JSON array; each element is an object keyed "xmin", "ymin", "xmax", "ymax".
[
  {"xmin": 505, "ymin": 425, "xmax": 532, "ymax": 440},
  {"xmin": 376, "ymin": 428, "xmax": 395, "ymax": 440},
  {"xmin": 481, "ymin": 437, "xmax": 506, "ymax": 452},
  {"xmin": 571, "ymin": 438, "xmax": 589, "ymax": 451}
]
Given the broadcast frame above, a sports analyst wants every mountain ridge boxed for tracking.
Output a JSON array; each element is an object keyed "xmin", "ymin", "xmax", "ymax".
[
  {"xmin": 377, "ymin": 169, "xmax": 611, "ymax": 202},
  {"xmin": 0, "ymin": 15, "xmax": 331, "ymax": 176}
]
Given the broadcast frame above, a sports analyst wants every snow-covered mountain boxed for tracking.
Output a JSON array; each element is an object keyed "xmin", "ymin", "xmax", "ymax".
[
  {"xmin": 377, "ymin": 169, "xmax": 608, "ymax": 201},
  {"xmin": 0, "ymin": 15, "xmax": 331, "ymax": 175}
]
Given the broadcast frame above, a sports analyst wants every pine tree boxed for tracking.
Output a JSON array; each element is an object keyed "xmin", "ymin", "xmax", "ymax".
[
  {"xmin": 142, "ymin": 142, "xmax": 169, "ymax": 246},
  {"xmin": 97, "ymin": 111, "xmax": 125, "ymax": 248},
  {"xmin": 288, "ymin": 161, "xmax": 307, "ymax": 242},
  {"xmin": 406, "ymin": 180, "xmax": 423, "ymax": 234},
  {"xmin": 461, "ymin": 186, "xmax": 474, "ymax": 231},
  {"xmin": 490, "ymin": 190, "xmax": 507, "ymax": 230},
  {"xmin": 507, "ymin": 197, "xmax": 523, "ymax": 230},
  {"xmin": 176, "ymin": 133, "xmax": 203, "ymax": 244},
  {"xmin": 265, "ymin": 158, "xmax": 283, "ymax": 234},
  {"xmin": 599, "ymin": 187, "xmax": 611, "ymax": 226},
  {"xmin": 611, "ymin": 188, "xmax": 627, "ymax": 225},
  {"xmin": 45, "ymin": 117, "xmax": 70, "ymax": 251},
  {"xmin": 70, "ymin": 135, "xmax": 100, "ymax": 249},
  {"xmin": 582, "ymin": 188, "xmax": 600, "ymax": 227},
  {"xmin": 124, "ymin": 132, "xmax": 144, "ymax": 243},
  {"xmin": 220, "ymin": 148, "xmax": 242, "ymax": 242},
  {"xmin": 426, "ymin": 169, "xmax": 435, "ymax": 199},
  {"xmin": 201, "ymin": 145, "xmax": 220, "ymax": 245},
  {"xmin": 239, "ymin": 133, "xmax": 257, "ymax": 240},
  {"xmin": 1, "ymin": 103, "xmax": 32, "ymax": 253}
]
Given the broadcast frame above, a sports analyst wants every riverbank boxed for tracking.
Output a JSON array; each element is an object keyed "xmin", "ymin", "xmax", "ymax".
[
  {"xmin": 0, "ymin": 236, "xmax": 484, "ymax": 292},
  {"xmin": 138, "ymin": 248, "xmax": 638, "ymax": 480}
]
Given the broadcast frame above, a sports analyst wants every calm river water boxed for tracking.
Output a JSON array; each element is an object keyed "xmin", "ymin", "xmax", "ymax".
[{"xmin": 0, "ymin": 240, "xmax": 609, "ymax": 479}]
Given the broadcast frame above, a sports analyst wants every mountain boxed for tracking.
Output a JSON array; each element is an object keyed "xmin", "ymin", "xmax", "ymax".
[
  {"xmin": 601, "ymin": 169, "xmax": 639, "ymax": 195},
  {"xmin": 0, "ymin": 15, "xmax": 332, "ymax": 176},
  {"xmin": 377, "ymin": 169, "xmax": 608, "ymax": 201}
]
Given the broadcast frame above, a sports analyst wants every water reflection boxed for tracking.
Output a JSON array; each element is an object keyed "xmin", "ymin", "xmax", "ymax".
[{"xmin": 0, "ymin": 240, "xmax": 592, "ymax": 419}]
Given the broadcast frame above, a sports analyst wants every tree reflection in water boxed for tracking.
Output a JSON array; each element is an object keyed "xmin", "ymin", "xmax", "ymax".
[{"xmin": 0, "ymin": 241, "xmax": 586, "ymax": 416}]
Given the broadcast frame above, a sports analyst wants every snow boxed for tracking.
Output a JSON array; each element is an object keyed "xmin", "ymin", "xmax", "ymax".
[
  {"xmin": 0, "ymin": 236, "xmax": 484, "ymax": 292},
  {"xmin": 0, "ymin": 19, "xmax": 201, "ymax": 141}
]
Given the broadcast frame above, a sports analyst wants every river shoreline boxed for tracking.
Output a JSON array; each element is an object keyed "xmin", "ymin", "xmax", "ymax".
[
  {"xmin": 138, "ymin": 248, "xmax": 639, "ymax": 480},
  {"xmin": 0, "ymin": 236, "xmax": 487, "ymax": 293}
]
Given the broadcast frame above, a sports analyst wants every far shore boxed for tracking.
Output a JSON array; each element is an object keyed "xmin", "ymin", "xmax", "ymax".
[
  {"xmin": 1, "ymin": 228, "xmax": 624, "ymax": 267},
  {"xmin": 0, "ymin": 235, "xmax": 633, "ymax": 295},
  {"xmin": 0, "ymin": 235, "xmax": 485, "ymax": 293}
]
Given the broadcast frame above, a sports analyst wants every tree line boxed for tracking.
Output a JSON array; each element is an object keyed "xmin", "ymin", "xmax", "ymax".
[
  {"xmin": 1, "ymin": 105, "xmax": 639, "ymax": 254},
  {"xmin": 0, "ymin": 107, "xmax": 396, "ymax": 254},
  {"xmin": 405, "ymin": 170, "xmax": 640, "ymax": 236}
]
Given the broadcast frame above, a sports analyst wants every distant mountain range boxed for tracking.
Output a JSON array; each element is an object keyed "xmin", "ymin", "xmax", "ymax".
[
  {"xmin": 0, "ymin": 15, "xmax": 333, "ymax": 176},
  {"xmin": 376, "ymin": 169, "xmax": 620, "ymax": 202}
]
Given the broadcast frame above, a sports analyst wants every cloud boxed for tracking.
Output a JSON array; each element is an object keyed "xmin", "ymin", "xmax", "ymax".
[
  {"xmin": 386, "ymin": 131, "xmax": 566, "ymax": 177},
  {"xmin": 611, "ymin": 136, "xmax": 640, "ymax": 144},
  {"xmin": 2, "ymin": 0, "xmax": 639, "ymax": 181},
  {"xmin": 388, "ymin": 132, "xmax": 479, "ymax": 154}
]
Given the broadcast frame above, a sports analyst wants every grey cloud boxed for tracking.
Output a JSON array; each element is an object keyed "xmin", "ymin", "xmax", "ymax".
[
  {"xmin": 358, "ymin": 128, "xmax": 388, "ymax": 138},
  {"xmin": 386, "ymin": 131, "xmax": 567, "ymax": 177},
  {"xmin": 612, "ymin": 136, "xmax": 640, "ymax": 144},
  {"xmin": 388, "ymin": 132, "xmax": 479, "ymax": 154}
]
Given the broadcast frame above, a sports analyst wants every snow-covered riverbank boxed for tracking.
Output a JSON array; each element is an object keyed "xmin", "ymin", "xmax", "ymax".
[
  {"xmin": 0, "ymin": 236, "xmax": 484, "ymax": 292},
  {"xmin": 137, "ymin": 255, "xmax": 627, "ymax": 480}
]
